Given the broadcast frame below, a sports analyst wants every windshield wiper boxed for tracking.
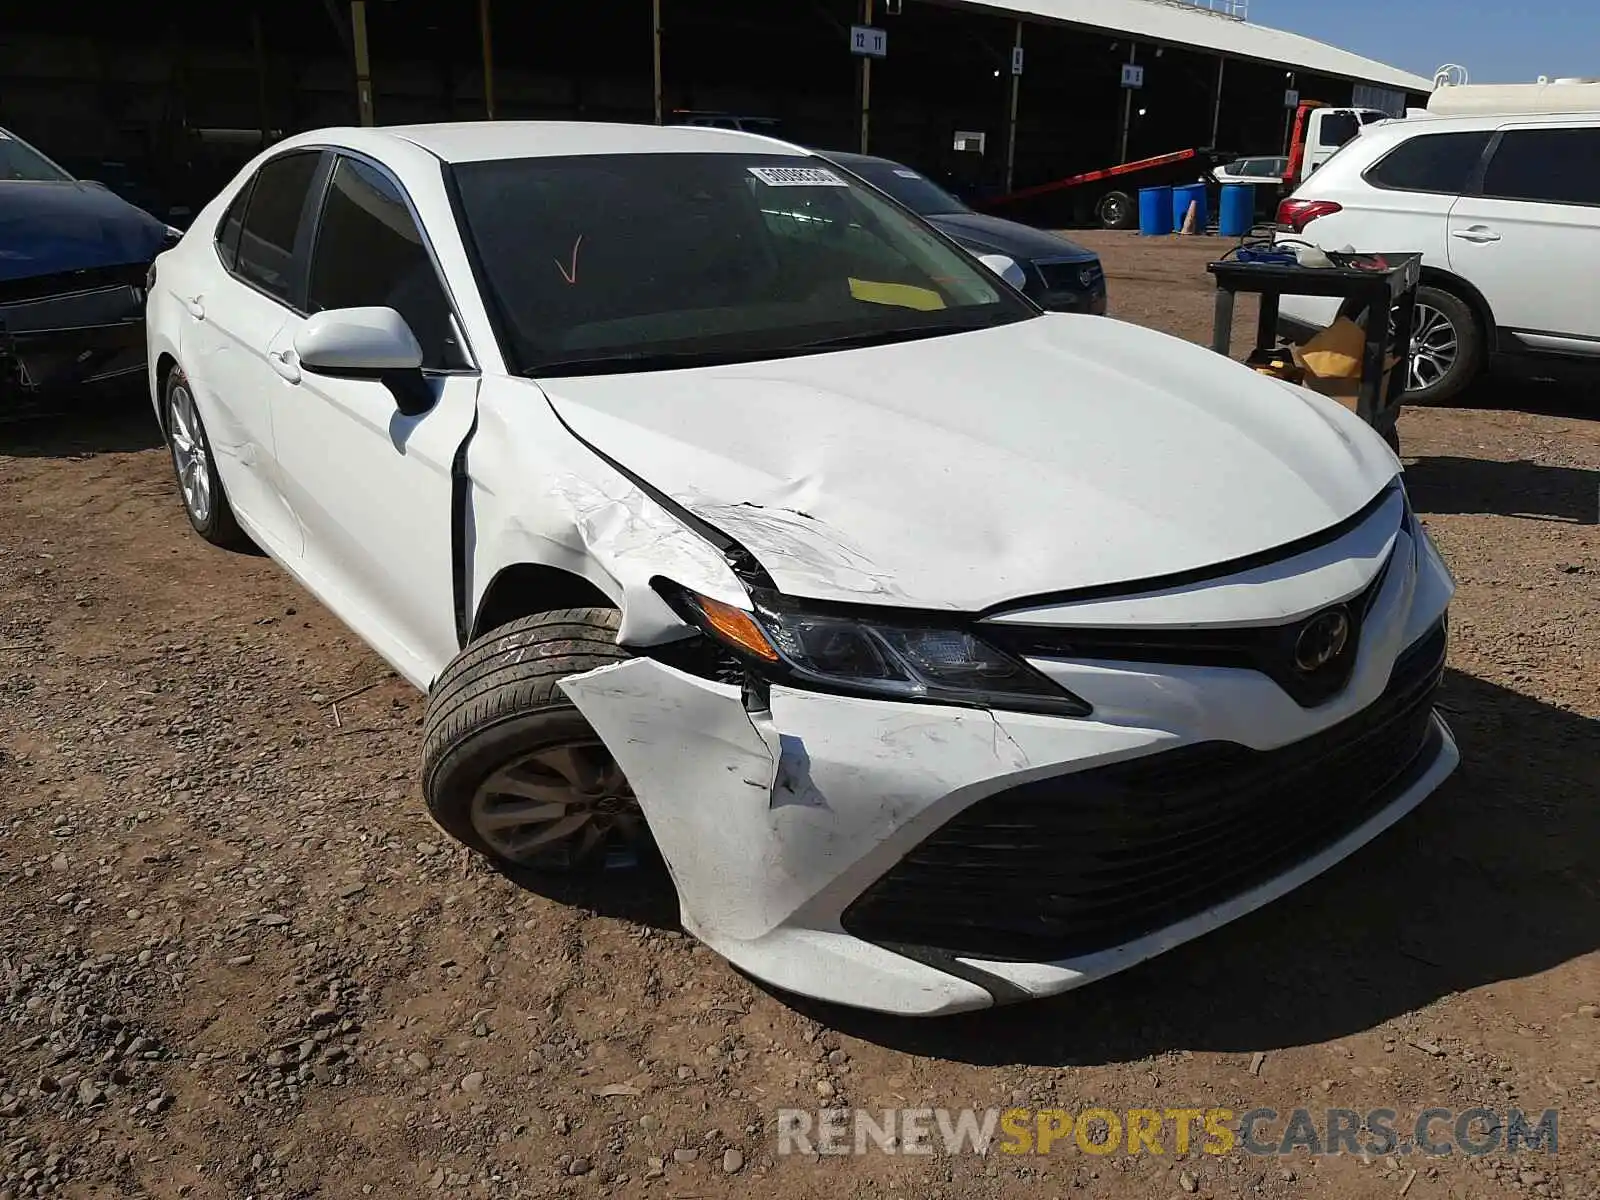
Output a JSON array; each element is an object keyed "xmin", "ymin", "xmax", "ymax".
[
  {"xmin": 788, "ymin": 322, "xmax": 991, "ymax": 353},
  {"xmin": 526, "ymin": 321, "xmax": 999, "ymax": 377},
  {"xmin": 525, "ymin": 349, "xmax": 755, "ymax": 377}
]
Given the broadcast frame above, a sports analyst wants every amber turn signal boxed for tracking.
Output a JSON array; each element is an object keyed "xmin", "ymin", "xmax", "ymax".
[{"xmin": 695, "ymin": 594, "xmax": 780, "ymax": 662}]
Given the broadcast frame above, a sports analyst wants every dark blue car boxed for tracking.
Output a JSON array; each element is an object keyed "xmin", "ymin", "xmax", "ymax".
[
  {"xmin": 824, "ymin": 151, "xmax": 1108, "ymax": 315},
  {"xmin": 1, "ymin": 126, "xmax": 179, "ymax": 416}
]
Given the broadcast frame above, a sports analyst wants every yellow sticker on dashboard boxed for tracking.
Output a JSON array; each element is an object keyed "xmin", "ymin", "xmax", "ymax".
[{"xmin": 846, "ymin": 278, "xmax": 947, "ymax": 311}]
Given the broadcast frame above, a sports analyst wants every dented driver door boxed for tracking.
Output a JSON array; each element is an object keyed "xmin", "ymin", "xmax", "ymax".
[{"xmin": 267, "ymin": 152, "xmax": 482, "ymax": 689}]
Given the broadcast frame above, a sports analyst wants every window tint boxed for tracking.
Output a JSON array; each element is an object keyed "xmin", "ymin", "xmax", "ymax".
[
  {"xmin": 1319, "ymin": 112, "xmax": 1361, "ymax": 149},
  {"xmin": 451, "ymin": 152, "xmax": 1027, "ymax": 377},
  {"xmin": 235, "ymin": 150, "xmax": 320, "ymax": 302},
  {"xmin": 214, "ymin": 181, "xmax": 252, "ymax": 271},
  {"xmin": 1481, "ymin": 127, "xmax": 1600, "ymax": 207},
  {"xmin": 1366, "ymin": 131, "xmax": 1492, "ymax": 194},
  {"xmin": 307, "ymin": 156, "xmax": 466, "ymax": 370},
  {"xmin": 0, "ymin": 129, "xmax": 74, "ymax": 182},
  {"xmin": 843, "ymin": 159, "xmax": 970, "ymax": 215}
]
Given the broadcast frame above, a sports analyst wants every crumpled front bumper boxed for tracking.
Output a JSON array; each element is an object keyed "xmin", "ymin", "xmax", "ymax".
[
  {"xmin": 1, "ymin": 268, "xmax": 148, "ymax": 416},
  {"xmin": 561, "ymin": 501, "xmax": 1459, "ymax": 1017}
]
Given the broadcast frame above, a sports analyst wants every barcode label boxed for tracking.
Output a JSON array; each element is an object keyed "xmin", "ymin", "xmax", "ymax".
[{"xmin": 747, "ymin": 166, "xmax": 848, "ymax": 188}]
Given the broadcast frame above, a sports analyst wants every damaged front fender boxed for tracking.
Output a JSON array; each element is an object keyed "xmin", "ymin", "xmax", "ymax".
[{"xmin": 465, "ymin": 379, "xmax": 754, "ymax": 648}]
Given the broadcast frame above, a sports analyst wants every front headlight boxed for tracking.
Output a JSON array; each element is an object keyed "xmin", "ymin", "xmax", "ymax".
[{"xmin": 662, "ymin": 585, "xmax": 1091, "ymax": 718}]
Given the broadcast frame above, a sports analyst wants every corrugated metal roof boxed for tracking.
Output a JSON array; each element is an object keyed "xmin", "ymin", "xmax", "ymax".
[{"xmin": 952, "ymin": 0, "xmax": 1433, "ymax": 92}]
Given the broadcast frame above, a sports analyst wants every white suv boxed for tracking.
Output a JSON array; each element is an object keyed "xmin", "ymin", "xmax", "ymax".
[{"xmin": 1277, "ymin": 112, "xmax": 1600, "ymax": 403}]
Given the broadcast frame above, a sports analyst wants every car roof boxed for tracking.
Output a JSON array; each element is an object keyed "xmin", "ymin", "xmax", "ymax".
[
  {"xmin": 1355, "ymin": 110, "xmax": 1600, "ymax": 145},
  {"xmin": 824, "ymin": 150, "xmax": 893, "ymax": 168},
  {"xmin": 286, "ymin": 121, "xmax": 813, "ymax": 164}
]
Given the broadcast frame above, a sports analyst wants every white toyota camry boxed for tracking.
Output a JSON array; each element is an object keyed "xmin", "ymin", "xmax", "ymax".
[{"xmin": 145, "ymin": 122, "xmax": 1458, "ymax": 1016}]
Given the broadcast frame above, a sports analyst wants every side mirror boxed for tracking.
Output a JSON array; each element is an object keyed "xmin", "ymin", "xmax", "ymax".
[
  {"xmin": 294, "ymin": 306, "xmax": 434, "ymax": 416},
  {"xmin": 977, "ymin": 253, "xmax": 1028, "ymax": 291}
]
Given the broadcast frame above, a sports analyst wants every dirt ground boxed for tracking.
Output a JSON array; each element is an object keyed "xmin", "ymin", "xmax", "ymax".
[{"xmin": 1, "ymin": 233, "xmax": 1596, "ymax": 1200}]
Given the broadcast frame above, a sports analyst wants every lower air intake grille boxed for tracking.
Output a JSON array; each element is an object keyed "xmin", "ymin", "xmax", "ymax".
[{"xmin": 840, "ymin": 620, "xmax": 1447, "ymax": 962}]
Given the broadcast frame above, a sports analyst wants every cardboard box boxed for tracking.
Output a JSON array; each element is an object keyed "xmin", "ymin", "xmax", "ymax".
[{"xmin": 1292, "ymin": 351, "xmax": 1403, "ymax": 412}]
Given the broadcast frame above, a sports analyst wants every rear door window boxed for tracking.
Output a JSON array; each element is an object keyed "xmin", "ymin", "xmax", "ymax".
[
  {"xmin": 234, "ymin": 150, "xmax": 322, "ymax": 303},
  {"xmin": 1364, "ymin": 131, "xmax": 1493, "ymax": 195},
  {"xmin": 214, "ymin": 181, "xmax": 252, "ymax": 271},
  {"xmin": 1480, "ymin": 127, "xmax": 1600, "ymax": 207}
]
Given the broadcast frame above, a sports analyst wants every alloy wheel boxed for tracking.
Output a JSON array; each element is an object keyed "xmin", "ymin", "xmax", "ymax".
[
  {"xmin": 1407, "ymin": 300, "xmax": 1459, "ymax": 393},
  {"xmin": 167, "ymin": 383, "xmax": 213, "ymax": 525},
  {"xmin": 470, "ymin": 740, "xmax": 643, "ymax": 870}
]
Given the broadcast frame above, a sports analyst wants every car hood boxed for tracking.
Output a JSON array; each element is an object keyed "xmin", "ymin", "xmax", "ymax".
[
  {"xmin": 537, "ymin": 315, "xmax": 1398, "ymax": 612},
  {"xmin": 0, "ymin": 180, "xmax": 170, "ymax": 283},
  {"xmin": 927, "ymin": 212, "xmax": 1096, "ymax": 262}
]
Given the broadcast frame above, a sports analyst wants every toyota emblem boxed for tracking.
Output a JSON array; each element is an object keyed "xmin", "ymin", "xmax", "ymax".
[{"xmin": 1294, "ymin": 608, "xmax": 1351, "ymax": 673}]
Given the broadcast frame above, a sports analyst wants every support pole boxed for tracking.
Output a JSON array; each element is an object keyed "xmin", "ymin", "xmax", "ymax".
[
  {"xmin": 858, "ymin": 0, "xmax": 873, "ymax": 154},
  {"xmin": 1281, "ymin": 72, "xmax": 1297, "ymax": 155},
  {"xmin": 1117, "ymin": 42, "xmax": 1137, "ymax": 163},
  {"xmin": 351, "ymin": 0, "xmax": 374, "ymax": 126},
  {"xmin": 1004, "ymin": 21, "xmax": 1022, "ymax": 193},
  {"xmin": 479, "ymin": 0, "xmax": 495, "ymax": 119},
  {"xmin": 251, "ymin": 7, "xmax": 269, "ymax": 150},
  {"xmin": 1210, "ymin": 56, "xmax": 1225, "ymax": 146},
  {"xmin": 652, "ymin": 0, "xmax": 663, "ymax": 124}
]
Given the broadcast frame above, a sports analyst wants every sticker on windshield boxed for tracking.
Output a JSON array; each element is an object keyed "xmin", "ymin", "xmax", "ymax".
[
  {"xmin": 893, "ymin": 168, "xmax": 922, "ymax": 179},
  {"xmin": 747, "ymin": 165, "xmax": 848, "ymax": 187}
]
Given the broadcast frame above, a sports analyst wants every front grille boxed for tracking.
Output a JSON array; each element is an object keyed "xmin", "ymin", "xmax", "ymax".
[
  {"xmin": 985, "ymin": 541, "xmax": 1398, "ymax": 708},
  {"xmin": 0, "ymin": 262, "xmax": 149, "ymax": 306},
  {"xmin": 840, "ymin": 618, "xmax": 1448, "ymax": 963},
  {"xmin": 1035, "ymin": 259, "xmax": 1103, "ymax": 294}
]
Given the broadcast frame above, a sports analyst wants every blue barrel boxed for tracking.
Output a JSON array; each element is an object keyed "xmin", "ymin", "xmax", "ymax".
[
  {"xmin": 1218, "ymin": 183, "xmax": 1254, "ymax": 237},
  {"xmin": 1138, "ymin": 186, "xmax": 1173, "ymax": 236},
  {"xmin": 1172, "ymin": 182, "xmax": 1209, "ymax": 233}
]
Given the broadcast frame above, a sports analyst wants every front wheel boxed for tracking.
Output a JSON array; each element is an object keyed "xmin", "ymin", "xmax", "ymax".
[{"xmin": 421, "ymin": 608, "xmax": 652, "ymax": 874}]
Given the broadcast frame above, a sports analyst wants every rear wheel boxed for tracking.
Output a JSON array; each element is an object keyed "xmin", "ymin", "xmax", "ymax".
[
  {"xmin": 164, "ymin": 368, "xmax": 250, "ymax": 550},
  {"xmin": 422, "ymin": 608, "xmax": 652, "ymax": 874},
  {"xmin": 1403, "ymin": 286, "xmax": 1483, "ymax": 405},
  {"xmin": 1096, "ymin": 190, "xmax": 1137, "ymax": 230}
]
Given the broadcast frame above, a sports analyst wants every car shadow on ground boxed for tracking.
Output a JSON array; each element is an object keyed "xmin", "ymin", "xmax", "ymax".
[
  {"xmin": 0, "ymin": 402, "xmax": 164, "ymax": 457},
  {"xmin": 1461, "ymin": 364, "xmax": 1598, "ymax": 420},
  {"xmin": 493, "ymin": 858, "xmax": 682, "ymax": 933},
  {"xmin": 1403, "ymin": 456, "xmax": 1598, "ymax": 525},
  {"xmin": 786, "ymin": 669, "xmax": 1599, "ymax": 1065}
]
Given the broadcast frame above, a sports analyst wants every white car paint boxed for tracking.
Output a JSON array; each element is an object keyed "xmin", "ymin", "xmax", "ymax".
[
  {"xmin": 146, "ymin": 121, "xmax": 1458, "ymax": 1015},
  {"xmin": 1278, "ymin": 111, "xmax": 1600, "ymax": 361},
  {"xmin": 538, "ymin": 315, "xmax": 1399, "ymax": 611}
]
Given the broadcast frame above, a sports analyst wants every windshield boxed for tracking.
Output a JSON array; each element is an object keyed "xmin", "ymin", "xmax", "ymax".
[
  {"xmin": 840, "ymin": 159, "xmax": 971, "ymax": 216},
  {"xmin": 451, "ymin": 152, "xmax": 1033, "ymax": 377},
  {"xmin": 0, "ymin": 129, "xmax": 74, "ymax": 182}
]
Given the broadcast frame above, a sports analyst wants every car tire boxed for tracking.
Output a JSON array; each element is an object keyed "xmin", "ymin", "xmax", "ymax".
[
  {"xmin": 422, "ymin": 607, "xmax": 653, "ymax": 874},
  {"xmin": 163, "ymin": 367, "xmax": 250, "ymax": 550},
  {"xmin": 1403, "ymin": 286, "xmax": 1483, "ymax": 406},
  {"xmin": 1097, "ymin": 190, "xmax": 1137, "ymax": 230}
]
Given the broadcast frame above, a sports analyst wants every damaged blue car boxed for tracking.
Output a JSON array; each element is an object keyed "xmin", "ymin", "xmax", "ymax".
[{"xmin": 2, "ymin": 126, "xmax": 180, "ymax": 417}]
